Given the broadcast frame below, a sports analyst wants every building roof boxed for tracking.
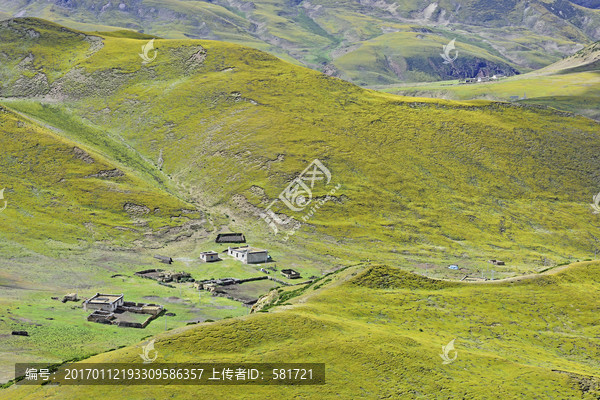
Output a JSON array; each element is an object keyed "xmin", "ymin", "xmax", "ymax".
[
  {"xmin": 216, "ymin": 233, "xmax": 246, "ymax": 243},
  {"xmin": 86, "ymin": 293, "xmax": 124, "ymax": 304},
  {"xmin": 229, "ymin": 246, "xmax": 267, "ymax": 254},
  {"xmin": 201, "ymin": 251, "xmax": 218, "ymax": 255},
  {"xmin": 154, "ymin": 255, "xmax": 173, "ymax": 263}
]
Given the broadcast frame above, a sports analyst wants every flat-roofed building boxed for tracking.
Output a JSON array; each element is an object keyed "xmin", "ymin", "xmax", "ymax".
[
  {"xmin": 227, "ymin": 246, "xmax": 268, "ymax": 264},
  {"xmin": 200, "ymin": 251, "xmax": 220, "ymax": 262},
  {"xmin": 83, "ymin": 293, "xmax": 124, "ymax": 312}
]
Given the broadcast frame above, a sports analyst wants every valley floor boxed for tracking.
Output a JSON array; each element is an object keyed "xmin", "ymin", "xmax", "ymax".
[{"xmin": 1, "ymin": 262, "xmax": 599, "ymax": 399}]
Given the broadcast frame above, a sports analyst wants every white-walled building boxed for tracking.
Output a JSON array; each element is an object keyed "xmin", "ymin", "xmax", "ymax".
[
  {"xmin": 227, "ymin": 246, "xmax": 269, "ymax": 264},
  {"xmin": 200, "ymin": 251, "xmax": 220, "ymax": 262},
  {"xmin": 83, "ymin": 293, "xmax": 124, "ymax": 312}
]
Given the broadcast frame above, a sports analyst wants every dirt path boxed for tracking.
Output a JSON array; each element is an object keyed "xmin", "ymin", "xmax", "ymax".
[
  {"xmin": 272, "ymin": 264, "xmax": 365, "ymax": 312},
  {"xmin": 450, "ymin": 262, "xmax": 586, "ymax": 285}
]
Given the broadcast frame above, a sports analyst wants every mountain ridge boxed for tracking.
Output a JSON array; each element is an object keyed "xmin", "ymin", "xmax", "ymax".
[
  {"xmin": 381, "ymin": 39, "xmax": 600, "ymax": 119},
  {"xmin": 1, "ymin": 0, "xmax": 599, "ymax": 85}
]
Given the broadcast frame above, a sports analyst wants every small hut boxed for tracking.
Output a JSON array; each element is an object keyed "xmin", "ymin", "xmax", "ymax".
[
  {"xmin": 215, "ymin": 233, "xmax": 246, "ymax": 243},
  {"xmin": 154, "ymin": 255, "xmax": 173, "ymax": 264}
]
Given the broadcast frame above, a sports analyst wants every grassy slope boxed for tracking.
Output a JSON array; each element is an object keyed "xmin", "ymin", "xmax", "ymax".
[
  {"xmin": 1, "ymin": 18, "xmax": 600, "ymax": 390},
  {"xmin": 0, "ymin": 20, "xmax": 298, "ymax": 378},
  {"xmin": 539, "ymin": 41, "xmax": 600, "ymax": 74},
  {"xmin": 2, "ymin": 18, "xmax": 600, "ymax": 271},
  {"xmin": 0, "ymin": 104, "xmax": 256, "ymax": 379},
  {"xmin": 2, "ymin": 262, "xmax": 599, "ymax": 399},
  {"xmin": 378, "ymin": 41, "xmax": 600, "ymax": 120},
  {"xmin": 1, "ymin": 0, "xmax": 599, "ymax": 84},
  {"xmin": 0, "ymin": 104, "xmax": 201, "ymax": 253},
  {"xmin": 380, "ymin": 71, "xmax": 600, "ymax": 120}
]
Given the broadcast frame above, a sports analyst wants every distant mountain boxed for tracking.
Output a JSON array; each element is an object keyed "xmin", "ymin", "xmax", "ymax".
[
  {"xmin": 569, "ymin": 0, "xmax": 600, "ymax": 8},
  {"xmin": 541, "ymin": 40, "xmax": 600, "ymax": 73},
  {"xmin": 386, "ymin": 40, "xmax": 600, "ymax": 119},
  {"xmin": 0, "ymin": 0, "xmax": 599, "ymax": 85}
]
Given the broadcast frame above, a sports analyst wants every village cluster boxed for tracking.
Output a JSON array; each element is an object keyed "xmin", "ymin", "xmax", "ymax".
[
  {"xmin": 458, "ymin": 73, "xmax": 506, "ymax": 84},
  {"xmin": 10, "ymin": 231, "xmax": 508, "ymax": 337},
  {"xmin": 41, "ymin": 233, "xmax": 304, "ymax": 331}
]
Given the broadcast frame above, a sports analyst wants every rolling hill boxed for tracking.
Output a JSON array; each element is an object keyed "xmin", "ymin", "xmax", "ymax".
[
  {"xmin": 2, "ymin": 262, "xmax": 600, "ymax": 399},
  {"xmin": 1, "ymin": 0, "xmax": 600, "ymax": 85},
  {"xmin": 0, "ymin": 91, "xmax": 246, "ymax": 383},
  {"xmin": 382, "ymin": 40, "xmax": 600, "ymax": 120},
  {"xmin": 2, "ymin": 18, "xmax": 600, "ymax": 269},
  {"xmin": 540, "ymin": 40, "xmax": 600, "ymax": 73},
  {"xmin": 0, "ymin": 17, "xmax": 599, "ymax": 396},
  {"xmin": 1, "ymin": 17, "xmax": 600, "ymax": 272}
]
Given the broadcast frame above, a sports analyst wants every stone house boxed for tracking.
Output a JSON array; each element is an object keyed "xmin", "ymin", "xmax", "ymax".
[
  {"xmin": 227, "ymin": 246, "xmax": 268, "ymax": 264},
  {"xmin": 83, "ymin": 293, "xmax": 124, "ymax": 312},
  {"xmin": 281, "ymin": 269, "xmax": 301, "ymax": 279},
  {"xmin": 200, "ymin": 251, "xmax": 220, "ymax": 262}
]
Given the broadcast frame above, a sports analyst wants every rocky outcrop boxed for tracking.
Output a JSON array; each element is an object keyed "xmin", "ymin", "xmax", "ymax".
[
  {"xmin": 85, "ymin": 168, "xmax": 124, "ymax": 178},
  {"xmin": 123, "ymin": 202, "xmax": 151, "ymax": 215},
  {"xmin": 73, "ymin": 147, "xmax": 95, "ymax": 163},
  {"xmin": 250, "ymin": 289, "xmax": 279, "ymax": 313}
]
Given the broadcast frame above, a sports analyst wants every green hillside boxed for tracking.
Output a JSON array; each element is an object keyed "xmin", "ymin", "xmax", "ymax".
[
  {"xmin": 0, "ymin": 18, "xmax": 599, "ymax": 395},
  {"xmin": 0, "ymin": 101, "xmax": 260, "ymax": 382},
  {"xmin": 1, "ymin": 17, "xmax": 599, "ymax": 271},
  {"xmin": 541, "ymin": 41, "xmax": 600, "ymax": 74},
  {"xmin": 3, "ymin": 262, "xmax": 600, "ymax": 399},
  {"xmin": 1, "ymin": 0, "xmax": 600, "ymax": 84},
  {"xmin": 380, "ymin": 41, "xmax": 600, "ymax": 120},
  {"xmin": 0, "ymin": 104, "xmax": 202, "ymax": 254}
]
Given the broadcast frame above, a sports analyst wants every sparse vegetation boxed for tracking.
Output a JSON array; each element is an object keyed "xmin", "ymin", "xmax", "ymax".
[{"xmin": 0, "ymin": 17, "xmax": 598, "ymax": 399}]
